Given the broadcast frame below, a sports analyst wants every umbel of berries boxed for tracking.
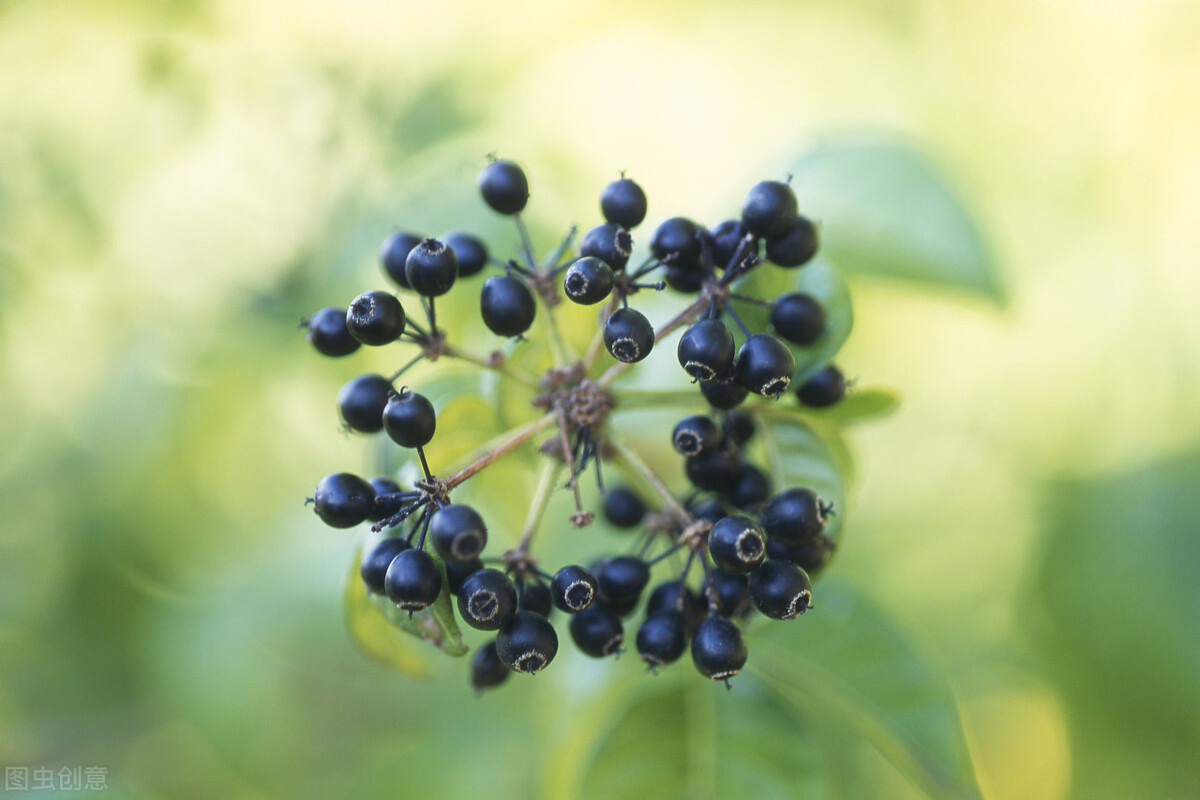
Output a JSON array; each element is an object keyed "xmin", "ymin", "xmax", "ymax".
[{"xmin": 304, "ymin": 155, "xmax": 866, "ymax": 692}]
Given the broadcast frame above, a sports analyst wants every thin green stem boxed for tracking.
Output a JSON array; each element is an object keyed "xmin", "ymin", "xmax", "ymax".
[
  {"xmin": 516, "ymin": 459, "xmax": 564, "ymax": 552},
  {"xmin": 514, "ymin": 214, "xmax": 537, "ymax": 270},
  {"xmin": 444, "ymin": 413, "xmax": 557, "ymax": 490},
  {"xmin": 608, "ymin": 433, "xmax": 692, "ymax": 526},
  {"xmin": 541, "ymin": 224, "xmax": 578, "ymax": 271},
  {"xmin": 442, "ymin": 344, "xmax": 539, "ymax": 389},
  {"xmin": 539, "ymin": 296, "xmax": 574, "ymax": 366}
]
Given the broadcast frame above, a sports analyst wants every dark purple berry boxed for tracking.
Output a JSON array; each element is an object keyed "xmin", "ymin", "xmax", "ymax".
[
  {"xmin": 383, "ymin": 548, "xmax": 442, "ymax": 611},
  {"xmin": 445, "ymin": 556, "xmax": 485, "ymax": 595},
  {"xmin": 313, "ymin": 472, "xmax": 375, "ymax": 528},
  {"xmin": 379, "ymin": 230, "xmax": 422, "ymax": 289},
  {"xmin": 346, "ymin": 290, "xmax": 406, "ymax": 346},
  {"xmin": 664, "ymin": 265, "xmax": 705, "ymax": 293},
  {"xmin": 700, "ymin": 373, "xmax": 749, "ymax": 410},
  {"xmin": 690, "ymin": 497, "xmax": 728, "ymax": 526},
  {"xmin": 734, "ymin": 333, "xmax": 795, "ymax": 397},
  {"xmin": 360, "ymin": 537, "xmax": 410, "ymax": 595},
  {"xmin": 442, "ymin": 231, "xmax": 489, "ymax": 278},
  {"xmin": 672, "ymin": 414, "xmax": 722, "ymax": 457},
  {"xmin": 470, "ymin": 640, "xmax": 510, "ymax": 691},
  {"xmin": 306, "ymin": 306, "xmax": 360, "ymax": 357},
  {"xmin": 579, "ymin": 223, "xmax": 632, "ymax": 271},
  {"xmin": 707, "ymin": 569, "xmax": 751, "ymax": 618},
  {"xmin": 646, "ymin": 580, "xmax": 702, "ymax": 631},
  {"xmin": 600, "ymin": 177, "xmax": 648, "ymax": 229},
  {"xmin": 637, "ymin": 610, "xmax": 688, "ymax": 668},
  {"xmin": 709, "ymin": 219, "xmax": 748, "ymax": 270},
  {"xmin": 337, "ymin": 374, "xmax": 392, "ymax": 433},
  {"xmin": 765, "ymin": 215, "xmax": 818, "ymax": 268},
  {"xmin": 480, "ymin": 275, "xmax": 537, "ymax": 337},
  {"xmin": 429, "ymin": 504, "xmax": 488, "ymax": 563},
  {"xmin": 727, "ymin": 462, "xmax": 771, "ymax": 510},
  {"xmin": 405, "ymin": 238, "xmax": 458, "ymax": 297},
  {"xmin": 602, "ymin": 487, "xmax": 646, "ymax": 529},
  {"xmin": 496, "ymin": 610, "xmax": 558, "ymax": 673},
  {"xmin": 796, "ymin": 364, "xmax": 846, "ymax": 408},
  {"xmin": 770, "ymin": 292, "xmax": 825, "ymax": 345},
  {"xmin": 677, "ymin": 319, "xmax": 735, "ymax": 382},
  {"xmin": 708, "ymin": 515, "xmax": 767, "ymax": 574},
  {"xmin": 749, "ymin": 560, "xmax": 812, "ymax": 620},
  {"xmin": 519, "ymin": 579, "xmax": 553, "ymax": 618},
  {"xmin": 650, "ymin": 217, "xmax": 701, "ymax": 270},
  {"xmin": 721, "ymin": 410, "xmax": 756, "ymax": 446},
  {"xmin": 603, "ymin": 307, "xmax": 654, "ymax": 363},
  {"xmin": 741, "ymin": 180, "xmax": 798, "ymax": 238},
  {"xmin": 569, "ymin": 605, "xmax": 624, "ymax": 658},
  {"xmin": 596, "ymin": 556, "xmax": 650, "ymax": 604},
  {"xmin": 761, "ymin": 488, "xmax": 827, "ymax": 546},
  {"xmin": 382, "ymin": 388, "xmax": 436, "ymax": 448},
  {"xmin": 478, "ymin": 159, "xmax": 529, "ymax": 215},
  {"xmin": 685, "ymin": 449, "xmax": 740, "ymax": 493},
  {"xmin": 767, "ymin": 537, "xmax": 834, "ymax": 575},
  {"xmin": 551, "ymin": 565, "xmax": 598, "ymax": 613},
  {"xmin": 691, "ymin": 615, "xmax": 748, "ymax": 681},
  {"xmin": 457, "ymin": 568, "xmax": 518, "ymax": 631},
  {"xmin": 563, "ymin": 256, "xmax": 615, "ymax": 305},
  {"xmin": 367, "ymin": 477, "xmax": 405, "ymax": 522}
]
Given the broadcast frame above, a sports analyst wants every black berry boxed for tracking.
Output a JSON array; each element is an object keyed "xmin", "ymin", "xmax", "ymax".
[
  {"xmin": 405, "ymin": 238, "xmax": 458, "ymax": 297},
  {"xmin": 470, "ymin": 640, "xmax": 510, "ymax": 691},
  {"xmin": 579, "ymin": 223, "xmax": 632, "ymax": 272},
  {"xmin": 689, "ymin": 497, "xmax": 728, "ymax": 526},
  {"xmin": 636, "ymin": 610, "xmax": 688, "ymax": 668},
  {"xmin": 709, "ymin": 219, "xmax": 748, "ymax": 271},
  {"xmin": 519, "ymin": 579, "xmax": 553, "ymax": 618},
  {"xmin": 337, "ymin": 374, "xmax": 393, "ymax": 433},
  {"xmin": 596, "ymin": 556, "xmax": 651, "ymax": 605},
  {"xmin": 760, "ymin": 488, "xmax": 826, "ymax": 545},
  {"xmin": 457, "ymin": 568, "xmax": 519, "ymax": 631},
  {"xmin": 770, "ymin": 292, "xmax": 825, "ymax": 345},
  {"xmin": 748, "ymin": 560, "xmax": 812, "ymax": 620},
  {"xmin": 313, "ymin": 472, "xmax": 375, "ymax": 528},
  {"xmin": 727, "ymin": 462, "xmax": 771, "ymax": 510},
  {"xmin": 796, "ymin": 364, "xmax": 846, "ymax": 408},
  {"xmin": 672, "ymin": 414, "xmax": 722, "ymax": 457},
  {"xmin": 383, "ymin": 548, "xmax": 442, "ymax": 611},
  {"xmin": 551, "ymin": 565, "xmax": 598, "ymax": 613},
  {"xmin": 767, "ymin": 537, "xmax": 834, "ymax": 575},
  {"xmin": 664, "ymin": 266, "xmax": 705, "ymax": 294},
  {"xmin": 691, "ymin": 615, "xmax": 748, "ymax": 681},
  {"xmin": 429, "ymin": 504, "xmax": 488, "ymax": 563},
  {"xmin": 603, "ymin": 307, "xmax": 654, "ymax": 363},
  {"xmin": 346, "ymin": 291, "xmax": 406, "ymax": 347},
  {"xmin": 700, "ymin": 373, "xmax": 749, "ymax": 410},
  {"xmin": 478, "ymin": 159, "xmax": 529, "ymax": 215},
  {"xmin": 677, "ymin": 319, "xmax": 735, "ymax": 382},
  {"xmin": 480, "ymin": 275, "xmax": 537, "ymax": 337},
  {"xmin": 603, "ymin": 487, "xmax": 646, "ymax": 529},
  {"xmin": 600, "ymin": 177, "xmax": 648, "ymax": 229},
  {"xmin": 707, "ymin": 569, "xmax": 751, "ymax": 618},
  {"xmin": 741, "ymin": 180, "xmax": 798, "ymax": 238},
  {"xmin": 647, "ymin": 580, "xmax": 702, "ymax": 635},
  {"xmin": 360, "ymin": 537, "xmax": 410, "ymax": 595},
  {"xmin": 367, "ymin": 476, "xmax": 405, "ymax": 522},
  {"xmin": 721, "ymin": 410, "xmax": 756, "ymax": 446},
  {"xmin": 496, "ymin": 610, "xmax": 558, "ymax": 673},
  {"xmin": 382, "ymin": 388, "xmax": 436, "ymax": 448},
  {"xmin": 685, "ymin": 449, "xmax": 740, "ymax": 493},
  {"xmin": 442, "ymin": 231, "xmax": 489, "ymax": 278},
  {"xmin": 765, "ymin": 215, "xmax": 818, "ymax": 268},
  {"xmin": 650, "ymin": 217, "xmax": 701, "ymax": 270},
  {"xmin": 379, "ymin": 230, "xmax": 423, "ymax": 289},
  {"xmin": 708, "ymin": 515, "xmax": 767, "ymax": 574},
  {"xmin": 445, "ymin": 556, "xmax": 485, "ymax": 595},
  {"xmin": 569, "ymin": 605, "xmax": 625, "ymax": 658},
  {"xmin": 734, "ymin": 333, "xmax": 795, "ymax": 397},
  {"xmin": 306, "ymin": 306, "xmax": 361, "ymax": 357},
  {"xmin": 563, "ymin": 256, "xmax": 615, "ymax": 305}
]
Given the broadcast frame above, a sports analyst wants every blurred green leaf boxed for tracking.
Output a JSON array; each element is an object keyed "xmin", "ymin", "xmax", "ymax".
[
  {"xmin": 735, "ymin": 258, "xmax": 854, "ymax": 383},
  {"xmin": 753, "ymin": 411, "xmax": 847, "ymax": 545},
  {"xmin": 344, "ymin": 547, "xmax": 466, "ymax": 669},
  {"xmin": 752, "ymin": 579, "xmax": 982, "ymax": 800},
  {"xmin": 788, "ymin": 140, "xmax": 1002, "ymax": 301}
]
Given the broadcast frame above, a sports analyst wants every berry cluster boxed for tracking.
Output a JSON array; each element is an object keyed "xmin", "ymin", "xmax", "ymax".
[{"xmin": 304, "ymin": 158, "xmax": 850, "ymax": 691}]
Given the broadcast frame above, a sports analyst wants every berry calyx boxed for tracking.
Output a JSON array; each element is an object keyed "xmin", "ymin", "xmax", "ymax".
[
  {"xmin": 478, "ymin": 159, "xmax": 529, "ymax": 215},
  {"xmin": 708, "ymin": 515, "xmax": 767, "ymax": 574},
  {"xmin": 384, "ymin": 548, "xmax": 443, "ymax": 611},
  {"xmin": 480, "ymin": 275, "xmax": 537, "ymax": 337},
  {"xmin": 672, "ymin": 414, "xmax": 722, "ymax": 457},
  {"xmin": 551, "ymin": 565, "xmax": 598, "ymax": 613},
  {"xmin": 306, "ymin": 306, "xmax": 361, "ymax": 357},
  {"xmin": 579, "ymin": 223, "xmax": 632, "ymax": 272},
  {"xmin": 677, "ymin": 319, "xmax": 735, "ymax": 382},
  {"xmin": 382, "ymin": 389, "xmax": 436, "ymax": 448},
  {"xmin": 603, "ymin": 307, "xmax": 655, "ymax": 363},
  {"xmin": 741, "ymin": 180, "xmax": 798, "ymax": 238},
  {"xmin": 313, "ymin": 473, "xmax": 376, "ymax": 528},
  {"xmin": 457, "ymin": 568, "xmax": 519, "ymax": 631},
  {"xmin": 429, "ymin": 504, "xmax": 488, "ymax": 563},
  {"xmin": 337, "ymin": 374, "xmax": 393, "ymax": 434},
  {"xmin": 496, "ymin": 610, "xmax": 558, "ymax": 673},
  {"xmin": 600, "ymin": 176, "xmax": 648, "ymax": 229},
  {"xmin": 405, "ymin": 238, "xmax": 459, "ymax": 297},
  {"xmin": 563, "ymin": 256, "xmax": 615, "ymax": 305},
  {"xmin": 347, "ymin": 290, "xmax": 406, "ymax": 346},
  {"xmin": 796, "ymin": 364, "xmax": 847, "ymax": 408},
  {"xmin": 734, "ymin": 333, "xmax": 795, "ymax": 397}
]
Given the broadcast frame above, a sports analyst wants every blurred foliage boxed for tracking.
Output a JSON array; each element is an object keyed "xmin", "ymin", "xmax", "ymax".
[{"xmin": 1, "ymin": 0, "xmax": 1198, "ymax": 798}]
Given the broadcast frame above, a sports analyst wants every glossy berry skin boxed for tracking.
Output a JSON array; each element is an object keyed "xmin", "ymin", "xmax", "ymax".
[
  {"xmin": 313, "ymin": 473, "xmax": 375, "ymax": 528},
  {"xmin": 637, "ymin": 610, "xmax": 689, "ymax": 668},
  {"xmin": 650, "ymin": 217, "xmax": 702, "ymax": 270},
  {"xmin": 691, "ymin": 615, "xmax": 748, "ymax": 681},
  {"xmin": 672, "ymin": 414, "xmax": 722, "ymax": 457},
  {"xmin": 767, "ymin": 537, "xmax": 834, "ymax": 575},
  {"xmin": 383, "ymin": 548, "xmax": 442, "ymax": 611},
  {"xmin": 456, "ymin": 568, "xmax": 518, "ymax": 631},
  {"xmin": 360, "ymin": 537, "xmax": 410, "ymax": 595},
  {"xmin": 735, "ymin": 333, "xmax": 795, "ymax": 397},
  {"xmin": 709, "ymin": 219, "xmax": 748, "ymax": 271},
  {"xmin": 749, "ymin": 560, "xmax": 812, "ymax": 620},
  {"xmin": 602, "ymin": 487, "xmax": 645, "ymax": 528},
  {"xmin": 442, "ymin": 231, "xmax": 489, "ymax": 278},
  {"xmin": 600, "ymin": 177, "xmax": 648, "ymax": 229},
  {"xmin": 708, "ymin": 569, "xmax": 751, "ymax": 618},
  {"xmin": 664, "ymin": 266, "xmax": 705, "ymax": 294},
  {"xmin": 700, "ymin": 373, "xmax": 749, "ymax": 410},
  {"xmin": 722, "ymin": 410, "xmax": 756, "ymax": 446},
  {"xmin": 569, "ymin": 605, "xmax": 625, "ymax": 658},
  {"xmin": 480, "ymin": 275, "xmax": 536, "ymax": 337},
  {"xmin": 470, "ymin": 640, "xmax": 510, "ymax": 691},
  {"xmin": 379, "ymin": 230, "xmax": 423, "ymax": 289},
  {"xmin": 677, "ymin": 319, "xmax": 735, "ymax": 382},
  {"xmin": 727, "ymin": 462, "xmax": 771, "ymax": 510},
  {"xmin": 741, "ymin": 180, "xmax": 798, "ymax": 238},
  {"xmin": 603, "ymin": 307, "xmax": 654, "ymax": 363},
  {"xmin": 346, "ymin": 291, "xmax": 405, "ymax": 346},
  {"xmin": 690, "ymin": 497, "xmax": 728, "ymax": 526},
  {"xmin": 760, "ymin": 488, "xmax": 826, "ymax": 546},
  {"xmin": 596, "ymin": 556, "xmax": 651, "ymax": 605},
  {"xmin": 596, "ymin": 590, "xmax": 641, "ymax": 618},
  {"xmin": 771, "ymin": 292, "xmax": 825, "ymax": 345},
  {"xmin": 382, "ymin": 389, "xmax": 436, "ymax": 448},
  {"xmin": 708, "ymin": 515, "xmax": 767, "ymax": 574},
  {"xmin": 306, "ymin": 306, "xmax": 361, "ymax": 357},
  {"xmin": 367, "ymin": 477, "xmax": 405, "ymax": 522},
  {"xmin": 579, "ymin": 223, "xmax": 632, "ymax": 271},
  {"xmin": 337, "ymin": 374, "xmax": 392, "ymax": 433},
  {"xmin": 765, "ymin": 215, "xmax": 818, "ymax": 268},
  {"xmin": 563, "ymin": 256, "xmax": 615, "ymax": 305},
  {"xmin": 478, "ymin": 160, "xmax": 529, "ymax": 215},
  {"xmin": 519, "ymin": 579, "xmax": 553, "ymax": 618},
  {"xmin": 405, "ymin": 238, "xmax": 458, "ymax": 297},
  {"xmin": 685, "ymin": 449, "xmax": 740, "ymax": 493},
  {"xmin": 797, "ymin": 364, "xmax": 846, "ymax": 408},
  {"xmin": 445, "ymin": 556, "xmax": 485, "ymax": 595},
  {"xmin": 646, "ymin": 580, "xmax": 702, "ymax": 634},
  {"xmin": 429, "ymin": 504, "xmax": 488, "ymax": 563},
  {"xmin": 496, "ymin": 610, "xmax": 558, "ymax": 673},
  {"xmin": 551, "ymin": 565, "xmax": 598, "ymax": 613}
]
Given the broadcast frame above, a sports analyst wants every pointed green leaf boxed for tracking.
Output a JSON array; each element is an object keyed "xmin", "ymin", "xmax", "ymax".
[{"xmin": 753, "ymin": 411, "xmax": 847, "ymax": 545}]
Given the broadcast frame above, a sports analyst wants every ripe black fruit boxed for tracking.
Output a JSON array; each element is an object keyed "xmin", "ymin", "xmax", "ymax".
[
  {"xmin": 480, "ymin": 275, "xmax": 536, "ymax": 337},
  {"xmin": 765, "ymin": 215, "xmax": 818, "ymax": 268},
  {"xmin": 478, "ymin": 159, "xmax": 529, "ymax": 215},
  {"xmin": 457, "ymin": 568, "xmax": 518, "ymax": 631},
  {"xmin": 313, "ymin": 472, "xmax": 375, "ymax": 528},
  {"xmin": 429, "ymin": 504, "xmax": 488, "ymax": 563},
  {"xmin": 596, "ymin": 556, "xmax": 651, "ymax": 605},
  {"xmin": 749, "ymin": 560, "xmax": 812, "ymax": 620},
  {"xmin": 708, "ymin": 569, "xmax": 751, "ymax": 617},
  {"xmin": 563, "ymin": 256, "xmax": 615, "ymax": 305},
  {"xmin": 636, "ymin": 610, "xmax": 688, "ymax": 668},
  {"xmin": 379, "ymin": 230, "xmax": 423, "ymax": 289},
  {"xmin": 367, "ymin": 476, "xmax": 405, "ymax": 522},
  {"xmin": 579, "ymin": 223, "xmax": 632, "ymax": 272},
  {"xmin": 551, "ymin": 565, "xmax": 598, "ymax": 613},
  {"xmin": 677, "ymin": 319, "xmax": 735, "ymax": 382},
  {"xmin": 442, "ymin": 231, "xmax": 489, "ymax": 278},
  {"xmin": 383, "ymin": 548, "xmax": 442, "ymax": 611},
  {"xmin": 405, "ymin": 238, "xmax": 459, "ymax": 297},
  {"xmin": 721, "ymin": 410, "xmax": 756, "ymax": 446},
  {"xmin": 727, "ymin": 462, "xmax": 771, "ymax": 510},
  {"xmin": 646, "ymin": 580, "xmax": 702, "ymax": 633},
  {"xmin": 603, "ymin": 307, "xmax": 654, "ymax": 363},
  {"xmin": 767, "ymin": 537, "xmax": 834, "ymax": 575},
  {"xmin": 760, "ymin": 488, "xmax": 826, "ymax": 546},
  {"xmin": 306, "ymin": 306, "xmax": 361, "ymax": 357},
  {"xmin": 519, "ymin": 579, "xmax": 553, "ymax": 618},
  {"xmin": 496, "ymin": 610, "xmax": 558, "ymax": 673},
  {"xmin": 672, "ymin": 414, "xmax": 721, "ymax": 457},
  {"xmin": 684, "ymin": 449, "xmax": 740, "ymax": 493},
  {"xmin": 796, "ymin": 364, "xmax": 846, "ymax": 408},
  {"xmin": 360, "ymin": 537, "xmax": 410, "ymax": 595},
  {"xmin": 569, "ymin": 605, "xmax": 625, "ymax": 658},
  {"xmin": 664, "ymin": 265, "xmax": 705, "ymax": 294},
  {"xmin": 708, "ymin": 515, "xmax": 767, "ymax": 574},
  {"xmin": 734, "ymin": 333, "xmax": 795, "ymax": 397},
  {"xmin": 709, "ymin": 219, "xmax": 747, "ymax": 270},
  {"xmin": 650, "ymin": 217, "xmax": 701, "ymax": 270},
  {"xmin": 602, "ymin": 487, "xmax": 645, "ymax": 528},
  {"xmin": 382, "ymin": 388, "xmax": 436, "ymax": 448},
  {"xmin": 770, "ymin": 292, "xmax": 825, "ymax": 345},
  {"xmin": 347, "ymin": 291, "xmax": 406, "ymax": 346},
  {"xmin": 700, "ymin": 373, "xmax": 749, "ymax": 410},
  {"xmin": 600, "ymin": 177, "xmax": 648, "ymax": 229},
  {"xmin": 337, "ymin": 374, "xmax": 392, "ymax": 433},
  {"xmin": 691, "ymin": 616, "xmax": 748, "ymax": 681},
  {"xmin": 445, "ymin": 556, "xmax": 485, "ymax": 595},
  {"xmin": 470, "ymin": 640, "xmax": 510, "ymax": 691},
  {"xmin": 741, "ymin": 180, "xmax": 798, "ymax": 238}
]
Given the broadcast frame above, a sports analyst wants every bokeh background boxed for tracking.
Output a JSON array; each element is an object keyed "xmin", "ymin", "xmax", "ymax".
[{"xmin": 2, "ymin": 1, "xmax": 1198, "ymax": 798}]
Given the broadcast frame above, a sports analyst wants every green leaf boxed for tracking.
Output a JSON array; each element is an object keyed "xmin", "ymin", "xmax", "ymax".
[
  {"xmin": 752, "ymin": 411, "xmax": 847, "ymax": 546},
  {"xmin": 343, "ymin": 547, "xmax": 467, "ymax": 670},
  {"xmin": 734, "ymin": 258, "xmax": 854, "ymax": 384},
  {"xmin": 789, "ymin": 139, "xmax": 1002, "ymax": 301},
  {"xmin": 751, "ymin": 579, "xmax": 983, "ymax": 800}
]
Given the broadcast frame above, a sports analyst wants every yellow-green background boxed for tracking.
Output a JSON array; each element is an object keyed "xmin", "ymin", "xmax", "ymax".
[{"xmin": 1, "ymin": 1, "xmax": 1198, "ymax": 798}]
